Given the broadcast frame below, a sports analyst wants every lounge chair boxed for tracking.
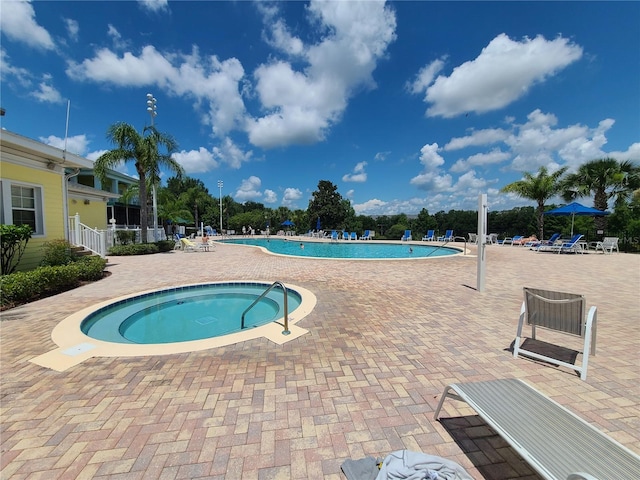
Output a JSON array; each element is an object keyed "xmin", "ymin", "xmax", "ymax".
[
  {"xmin": 468, "ymin": 233, "xmax": 477, "ymax": 244},
  {"xmin": 180, "ymin": 237, "xmax": 205, "ymax": 252},
  {"xmin": 487, "ymin": 233, "xmax": 498, "ymax": 245},
  {"xmin": 551, "ymin": 234, "xmax": 584, "ymax": 254},
  {"xmin": 532, "ymin": 232, "xmax": 560, "ymax": 249},
  {"xmin": 437, "ymin": 230, "xmax": 453, "ymax": 242},
  {"xmin": 350, "ymin": 232, "xmax": 357, "ymax": 240},
  {"xmin": 501, "ymin": 235, "xmax": 523, "ymax": 246},
  {"xmin": 330, "ymin": 230, "xmax": 339, "ymax": 241},
  {"xmin": 361, "ymin": 230, "xmax": 371, "ymax": 240},
  {"xmin": 514, "ymin": 287, "xmax": 597, "ymax": 380},
  {"xmin": 401, "ymin": 230, "xmax": 412, "ymax": 241},
  {"xmin": 342, "ymin": 231, "xmax": 350, "ymax": 240},
  {"xmin": 421, "ymin": 230, "xmax": 435, "ymax": 241},
  {"xmin": 590, "ymin": 236, "xmax": 619, "ymax": 254},
  {"xmin": 434, "ymin": 379, "xmax": 640, "ymax": 479}
]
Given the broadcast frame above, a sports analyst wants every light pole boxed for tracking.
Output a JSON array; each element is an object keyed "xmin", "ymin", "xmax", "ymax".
[
  {"xmin": 146, "ymin": 93, "xmax": 159, "ymax": 242},
  {"xmin": 218, "ymin": 180, "xmax": 223, "ymax": 235}
]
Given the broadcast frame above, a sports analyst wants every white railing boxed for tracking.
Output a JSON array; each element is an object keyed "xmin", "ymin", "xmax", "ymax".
[
  {"xmin": 68, "ymin": 214, "xmax": 107, "ymax": 257},
  {"xmin": 69, "ymin": 214, "xmax": 168, "ymax": 256}
]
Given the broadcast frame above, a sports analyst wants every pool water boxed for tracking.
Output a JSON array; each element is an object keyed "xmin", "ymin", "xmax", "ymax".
[
  {"xmin": 81, "ymin": 283, "xmax": 302, "ymax": 344},
  {"xmin": 223, "ymin": 238, "xmax": 459, "ymax": 259}
]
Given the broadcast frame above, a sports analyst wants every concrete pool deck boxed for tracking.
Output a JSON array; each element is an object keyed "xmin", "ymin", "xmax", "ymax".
[{"xmin": 1, "ymin": 240, "xmax": 639, "ymax": 479}]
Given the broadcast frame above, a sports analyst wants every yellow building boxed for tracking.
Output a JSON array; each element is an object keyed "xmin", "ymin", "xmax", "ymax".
[{"xmin": 1, "ymin": 130, "xmax": 133, "ymax": 271}]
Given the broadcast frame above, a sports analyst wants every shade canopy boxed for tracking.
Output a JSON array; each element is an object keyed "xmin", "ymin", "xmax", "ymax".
[
  {"xmin": 281, "ymin": 220, "xmax": 294, "ymax": 226},
  {"xmin": 544, "ymin": 202, "xmax": 609, "ymax": 236}
]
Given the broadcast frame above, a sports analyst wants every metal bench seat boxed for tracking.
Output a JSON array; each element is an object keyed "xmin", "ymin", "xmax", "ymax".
[{"xmin": 434, "ymin": 379, "xmax": 640, "ymax": 480}]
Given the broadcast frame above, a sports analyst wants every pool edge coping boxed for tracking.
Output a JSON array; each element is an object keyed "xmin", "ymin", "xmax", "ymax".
[{"xmin": 29, "ymin": 281, "xmax": 317, "ymax": 372}]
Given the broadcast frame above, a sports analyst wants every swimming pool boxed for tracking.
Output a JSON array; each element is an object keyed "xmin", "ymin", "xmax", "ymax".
[
  {"xmin": 222, "ymin": 238, "xmax": 461, "ymax": 259},
  {"xmin": 35, "ymin": 281, "xmax": 316, "ymax": 370},
  {"xmin": 81, "ymin": 282, "xmax": 303, "ymax": 344}
]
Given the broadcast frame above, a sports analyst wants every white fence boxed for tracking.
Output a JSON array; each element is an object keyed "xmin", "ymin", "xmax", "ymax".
[{"xmin": 68, "ymin": 214, "xmax": 167, "ymax": 257}]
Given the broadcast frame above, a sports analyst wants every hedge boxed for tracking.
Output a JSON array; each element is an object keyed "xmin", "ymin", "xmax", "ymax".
[{"xmin": 0, "ymin": 256, "xmax": 107, "ymax": 309}]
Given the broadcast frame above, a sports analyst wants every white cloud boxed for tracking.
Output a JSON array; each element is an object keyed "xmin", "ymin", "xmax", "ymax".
[
  {"xmin": 67, "ymin": 45, "xmax": 246, "ymax": 137},
  {"xmin": 138, "ymin": 0, "xmax": 169, "ymax": 13},
  {"xmin": 107, "ymin": 25, "xmax": 130, "ymax": 51},
  {"xmin": 64, "ymin": 18, "xmax": 79, "ymax": 42},
  {"xmin": 444, "ymin": 128, "xmax": 510, "ymax": 151},
  {"xmin": 353, "ymin": 198, "xmax": 387, "ymax": 215},
  {"xmin": 450, "ymin": 149, "xmax": 510, "ymax": 173},
  {"xmin": 504, "ymin": 109, "xmax": 614, "ymax": 171},
  {"xmin": 173, "ymin": 147, "xmax": 219, "ymax": 174},
  {"xmin": 0, "ymin": 0, "xmax": 55, "ymax": 50},
  {"xmin": 263, "ymin": 19, "xmax": 305, "ymax": 56},
  {"xmin": 409, "ymin": 171, "xmax": 453, "ymax": 192},
  {"xmin": 374, "ymin": 151, "xmax": 390, "ymax": 161},
  {"xmin": 408, "ymin": 57, "xmax": 445, "ymax": 94},
  {"xmin": 246, "ymin": 0, "xmax": 397, "ymax": 148},
  {"xmin": 30, "ymin": 74, "xmax": 64, "ymax": 104},
  {"xmin": 609, "ymin": 142, "xmax": 640, "ymax": 162},
  {"xmin": 86, "ymin": 149, "xmax": 108, "ymax": 161},
  {"xmin": 1, "ymin": 49, "xmax": 33, "ymax": 87},
  {"xmin": 211, "ymin": 137, "xmax": 253, "ymax": 169},
  {"xmin": 40, "ymin": 134, "xmax": 90, "ymax": 156},
  {"xmin": 235, "ymin": 176, "xmax": 262, "ymax": 202},
  {"xmin": 263, "ymin": 189, "xmax": 278, "ymax": 204},
  {"xmin": 342, "ymin": 161, "xmax": 367, "ymax": 182},
  {"xmin": 412, "ymin": 34, "xmax": 583, "ymax": 118},
  {"xmin": 418, "ymin": 143, "xmax": 444, "ymax": 170},
  {"xmin": 282, "ymin": 187, "xmax": 303, "ymax": 207}
]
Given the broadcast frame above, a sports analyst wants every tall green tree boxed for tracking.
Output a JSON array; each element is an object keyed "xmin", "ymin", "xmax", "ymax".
[
  {"xmin": 94, "ymin": 122, "xmax": 183, "ymax": 242},
  {"xmin": 561, "ymin": 158, "xmax": 640, "ymax": 231},
  {"xmin": 307, "ymin": 180, "xmax": 347, "ymax": 230},
  {"xmin": 500, "ymin": 166, "xmax": 568, "ymax": 239}
]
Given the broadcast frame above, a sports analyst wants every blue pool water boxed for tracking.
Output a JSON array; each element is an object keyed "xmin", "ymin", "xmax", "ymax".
[
  {"xmin": 223, "ymin": 238, "xmax": 459, "ymax": 259},
  {"xmin": 81, "ymin": 282, "xmax": 302, "ymax": 344}
]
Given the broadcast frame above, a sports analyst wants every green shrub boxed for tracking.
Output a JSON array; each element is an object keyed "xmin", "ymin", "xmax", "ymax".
[
  {"xmin": 155, "ymin": 240, "xmax": 175, "ymax": 252},
  {"xmin": 116, "ymin": 230, "xmax": 138, "ymax": 245},
  {"xmin": 41, "ymin": 239, "xmax": 76, "ymax": 266},
  {"xmin": 108, "ymin": 243, "xmax": 159, "ymax": 256},
  {"xmin": 71, "ymin": 256, "xmax": 108, "ymax": 281},
  {"xmin": 0, "ymin": 256, "xmax": 107, "ymax": 309},
  {"xmin": 1, "ymin": 224, "xmax": 33, "ymax": 274}
]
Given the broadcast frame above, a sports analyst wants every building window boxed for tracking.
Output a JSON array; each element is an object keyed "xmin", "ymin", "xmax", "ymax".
[{"xmin": 0, "ymin": 180, "xmax": 44, "ymax": 235}]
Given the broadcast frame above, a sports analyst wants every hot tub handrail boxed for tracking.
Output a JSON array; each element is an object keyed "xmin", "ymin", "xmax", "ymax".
[{"xmin": 241, "ymin": 281, "xmax": 290, "ymax": 335}]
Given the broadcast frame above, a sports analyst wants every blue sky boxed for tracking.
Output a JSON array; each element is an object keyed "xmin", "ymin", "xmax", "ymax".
[{"xmin": 1, "ymin": 0, "xmax": 638, "ymax": 215}]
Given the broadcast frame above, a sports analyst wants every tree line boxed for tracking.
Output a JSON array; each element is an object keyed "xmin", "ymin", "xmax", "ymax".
[{"xmin": 93, "ymin": 122, "xmax": 639, "ymax": 249}]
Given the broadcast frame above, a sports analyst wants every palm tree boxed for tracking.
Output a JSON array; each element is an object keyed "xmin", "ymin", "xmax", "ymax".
[
  {"xmin": 94, "ymin": 122, "xmax": 184, "ymax": 242},
  {"xmin": 561, "ymin": 158, "xmax": 640, "ymax": 231},
  {"xmin": 500, "ymin": 166, "xmax": 568, "ymax": 239}
]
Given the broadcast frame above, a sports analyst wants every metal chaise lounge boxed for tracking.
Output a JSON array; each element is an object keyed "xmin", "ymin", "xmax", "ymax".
[
  {"xmin": 514, "ymin": 287, "xmax": 596, "ymax": 380},
  {"xmin": 434, "ymin": 378, "xmax": 640, "ymax": 480}
]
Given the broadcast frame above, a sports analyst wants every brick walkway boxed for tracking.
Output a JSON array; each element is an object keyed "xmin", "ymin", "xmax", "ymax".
[{"xmin": 1, "ymin": 241, "xmax": 639, "ymax": 479}]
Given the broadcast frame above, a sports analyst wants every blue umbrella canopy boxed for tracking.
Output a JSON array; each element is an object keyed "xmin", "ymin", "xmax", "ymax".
[
  {"xmin": 544, "ymin": 202, "xmax": 609, "ymax": 236},
  {"xmin": 281, "ymin": 220, "xmax": 294, "ymax": 226},
  {"xmin": 316, "ymin": 217, "xmax": 321, "ymax": 231}
]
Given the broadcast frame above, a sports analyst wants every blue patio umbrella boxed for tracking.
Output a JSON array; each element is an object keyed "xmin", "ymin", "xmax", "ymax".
[
  {"xmin": 281, "ymin": 220, "xmax": 294, "ymax": 226},
  {"xmin": 316, "ymin": 217, "xmax": 321, "ymax": 231},
  {"xmin": 544, "ymin": 202, "xmax": 609, "ymax": 236}
]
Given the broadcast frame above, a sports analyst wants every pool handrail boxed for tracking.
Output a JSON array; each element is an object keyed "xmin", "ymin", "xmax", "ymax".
[{"xmin": 241, "ymin": 280, "xmax": 290, "ymax": 335}]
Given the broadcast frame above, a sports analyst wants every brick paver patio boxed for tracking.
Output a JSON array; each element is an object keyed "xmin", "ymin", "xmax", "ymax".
[{"xmin": 1, "ymin": 240, "xmax": 639, "ymax": 479}]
